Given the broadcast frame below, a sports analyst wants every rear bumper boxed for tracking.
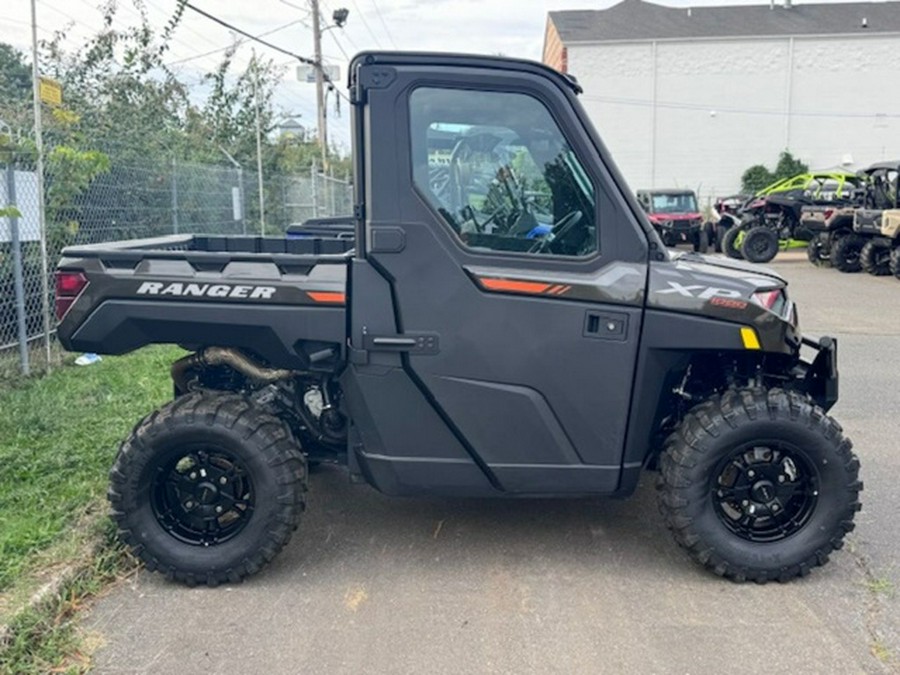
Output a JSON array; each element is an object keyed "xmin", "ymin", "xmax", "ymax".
[{"xmin": 793, "ymin": 335, "xmax": 839, "ymax": 411}]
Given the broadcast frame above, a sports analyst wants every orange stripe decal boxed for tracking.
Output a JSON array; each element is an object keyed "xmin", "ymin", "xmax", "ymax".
[
  {"xmin": 480, "ymin": 278, "xmax": 552, "ymax": 295},
  {"xmin": 307, "ymin": 291, "xmax": 346, "ymax": 304}
]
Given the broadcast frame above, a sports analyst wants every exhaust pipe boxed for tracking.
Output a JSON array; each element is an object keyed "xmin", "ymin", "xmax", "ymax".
[{"xmin": 171, "ymin": 347, "xmax": 294, "ymax": 392}]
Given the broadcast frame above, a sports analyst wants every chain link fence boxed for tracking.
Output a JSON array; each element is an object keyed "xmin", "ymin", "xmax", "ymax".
[{"xmin": 0, "ymin": 152, "xmax": 353, "ymax": 383}]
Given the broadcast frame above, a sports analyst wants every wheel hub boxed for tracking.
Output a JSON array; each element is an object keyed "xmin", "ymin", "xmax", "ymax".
[
  {"xmin": 750, "ymin": 479, "xmax": 776, "ymax": 503},
  {"xmin": 151, "ymin": 447, "xmax": 255, "ymax": 546},
  {"xmin": 712, "ymin": 443, "xmax": 819, "ymax": 543},
  {"xmin": 195, "ymin": 481, "xmax": 219, "ymax": 504}
]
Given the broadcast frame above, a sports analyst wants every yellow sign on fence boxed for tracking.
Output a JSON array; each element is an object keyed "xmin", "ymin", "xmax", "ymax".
[{"xmin": 39, "ymin": 77, "xmax": 63, "ymax": 107}]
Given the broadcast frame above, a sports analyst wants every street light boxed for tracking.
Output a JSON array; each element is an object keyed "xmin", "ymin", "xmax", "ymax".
[{"xmin": 332, "ymin": 8, "xmax": 349, "ymax": 28}]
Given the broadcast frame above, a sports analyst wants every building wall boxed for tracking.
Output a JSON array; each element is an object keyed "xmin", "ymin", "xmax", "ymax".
[
  {"xmin": 542, "ymin": 18, "xmax": 567, "ymax": 72},
  {"xmin": 565, "ymin": 34, "xmax": 900, "ymax": 204}
]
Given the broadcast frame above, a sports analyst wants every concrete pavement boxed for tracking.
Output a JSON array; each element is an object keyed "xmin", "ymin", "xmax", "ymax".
[{"xmin": 84, "ymin": 252, "xmax": 900, "ymax": 674}]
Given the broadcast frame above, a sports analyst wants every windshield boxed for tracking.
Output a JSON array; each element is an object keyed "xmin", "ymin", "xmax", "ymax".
[{"xmin": 651, "ymin": 193, "xmax": 698, "ymax": 214}]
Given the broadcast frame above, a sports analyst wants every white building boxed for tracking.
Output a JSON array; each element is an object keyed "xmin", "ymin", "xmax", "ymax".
[{"xmin": 543, "ymin": 0, "xmax": 900, "ymax": 203}]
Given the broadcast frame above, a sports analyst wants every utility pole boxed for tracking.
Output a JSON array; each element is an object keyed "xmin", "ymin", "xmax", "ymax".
[
  {"xmin": 30, "ymin": 0, "xmax": 52, "ymax": 368},
  {"xmin": 252, "ymin": 50, "xmax": 266, "ymax": 235},
  {"xmin": 310, "ymin": 0, "xmax": 328, "ymax": 170}
]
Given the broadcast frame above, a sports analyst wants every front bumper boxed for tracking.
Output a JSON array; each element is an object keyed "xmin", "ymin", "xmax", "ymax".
[{"xmin": 793, "ymin": 335, "xmax": 839, "ymax": 411}]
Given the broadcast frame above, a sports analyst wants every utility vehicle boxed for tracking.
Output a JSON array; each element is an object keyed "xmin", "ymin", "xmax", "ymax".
[
  {"xmin": 722, "ymin": 172, "xmax": 862, "ymax": 263},
  {"xmin": 803, "ymin": 206, "xmax": 856, "ymax": 268},
  {"xmin": 830, "ymin": 162, "xmax": 899, "ymax": 274},
  {"xmin": 55, "ymin": 52, "xmax": 861, "ymax": 586},
  {"xmin": 884, "ymin": 211, "xmax": 900, "ymax": 278},
  {"xmin": 635, "ymin": 189, "xmax": 710, "ymax": 252},
  {"xmin": 711, "ymin": 194, "xmax": 747, "ymax": 253}
]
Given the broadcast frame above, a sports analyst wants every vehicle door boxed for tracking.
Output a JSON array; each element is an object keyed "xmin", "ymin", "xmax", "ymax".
[{"xmin": 354, "ymin": 61, "xmax": 651, "ymax": 493}]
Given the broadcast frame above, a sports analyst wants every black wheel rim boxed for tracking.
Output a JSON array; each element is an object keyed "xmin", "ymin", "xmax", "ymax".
[
  {"xmin": 151, "ymin": 445, "xmax": 255, "ymax": 546},
  {"xmin": 711, "ymin": 442, "xmax": 818, "ymax": 542},
  {"xmin": 749, "ymin": 233, "xmax": 773, "ymax": 257}
]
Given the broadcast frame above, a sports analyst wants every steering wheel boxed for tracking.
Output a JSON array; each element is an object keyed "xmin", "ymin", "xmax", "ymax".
[{"xmin": 529, "ymin": 210, "xmax": 583, "ymax": 254}]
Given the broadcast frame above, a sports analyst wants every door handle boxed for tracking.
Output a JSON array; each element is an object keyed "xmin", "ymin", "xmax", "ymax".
[
  {"xmin": 372, "ymin": 337, "xmax": 417, "ymax": 347},
  {"xmin": 583, "ymin": 311, "xmax": 628, "ymax": 341},
  {"xmin": 363, "ymin": 331, "xmax": 440, "ymax": 354}
]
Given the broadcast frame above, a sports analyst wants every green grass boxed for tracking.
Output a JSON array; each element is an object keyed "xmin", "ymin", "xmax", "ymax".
[
  {"xmin": 0, "ymin": 345, "xmax": 181, "ymax": 593},
  {"xmin": 0, "ymin": 523, "xmax": 136, "ymax": 674}
]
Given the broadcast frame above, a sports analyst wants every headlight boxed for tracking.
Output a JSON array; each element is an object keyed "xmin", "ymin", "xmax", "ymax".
[{"xmin": 751, "ymin": 288, "xmax": 788, "ymax": 317}]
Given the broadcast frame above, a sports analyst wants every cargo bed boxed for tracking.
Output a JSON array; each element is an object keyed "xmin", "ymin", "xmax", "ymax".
[{"xmin": 56, "ymin": 234, "xmax": 351, "ymax": 371}]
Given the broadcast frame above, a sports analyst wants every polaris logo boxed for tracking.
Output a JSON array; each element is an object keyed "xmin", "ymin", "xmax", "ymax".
[{"xmin": 136, "ymin": 282, "xmax": 277, "ymax": 299}]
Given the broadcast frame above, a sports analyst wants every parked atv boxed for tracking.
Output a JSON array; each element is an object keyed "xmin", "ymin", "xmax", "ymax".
[
  {"xmin": 802, "ymin": 206, "xmax": 856, "ymax": 268},
  {"xmin": 636, "ymin": 189, "xmax": 711, "ymax": 252},
  {"xmin": 884, "ymin": 211, "xmax": 900, "ymax": 278},
  {"xmin": 831, "ymin": 162, "xmax": 899, "ymax": 274},
  {"xmin": 734, "ymin": 173, "xmax": 862, "ymax": 263},
  {"xmin": 711, "ymin": 194, "xmax": 748, "ymax": 253},
  {"xmin": 720, "ymin": 172, "xmax": 862, "ymax": 263}
]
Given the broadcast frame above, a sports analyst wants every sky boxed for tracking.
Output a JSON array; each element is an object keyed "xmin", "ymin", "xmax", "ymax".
[{"xmin": 0, "ymin": 0, "xmax": 869, "ymax": 150}]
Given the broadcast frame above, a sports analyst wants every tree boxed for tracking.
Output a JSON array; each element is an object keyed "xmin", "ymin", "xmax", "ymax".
[
  {"xmin": 774, "ymin": 151, "xmax": 808, "ymax": 181},
  {"xmin": 0, "ymin": 43, "xmax": 31, "ymax": 102},
  {"xmin": 741, "ymin": 151, "xmax": 809, "ymax": 194},
  {"xmin": 741, "ymin": 164, "xmax": 775, "ymax": 194}
]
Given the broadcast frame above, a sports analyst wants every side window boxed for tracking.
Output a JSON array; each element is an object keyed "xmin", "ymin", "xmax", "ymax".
[{"xmin": 409, "ymin": 87, "xmax": 597, "ymax": 257}]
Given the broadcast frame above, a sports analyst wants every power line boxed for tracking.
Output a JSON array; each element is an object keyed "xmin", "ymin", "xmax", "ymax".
[
  {"xmin": 325, "ymin": 30, "xmax": 351, "ymax": 60},
  {"xmin": 166, "ymin": 18, "xmax": 308, "ymax": 66},
  {"xmin": 183, "ymin": 2, "xmax": 315, "ymax": 66},
  {"xmin": 368, "ymin": 0, "xmax": 397, "ymax": 49},
  {"xmin": 580, "ymin": 94, "xmax": 900, "ymax": 119},
  {"xmin": 320, "ymin": 0, "xmax": 361, "ymax": 51},
  {"xmin": 181, "ymin": 1, "xmax": 350, "ymax": 103},
  {"xmin": 348, "ymin": 0, "xmax": 383, "ymax": 48}
]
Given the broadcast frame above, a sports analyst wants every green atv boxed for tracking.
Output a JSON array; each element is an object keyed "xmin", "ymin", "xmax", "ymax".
[{"xmin": 721, "ymin": 172, "xmax": 863, "ymax": 263}]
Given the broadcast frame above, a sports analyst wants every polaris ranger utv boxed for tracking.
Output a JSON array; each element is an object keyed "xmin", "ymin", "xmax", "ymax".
[{"xmin": 55, "ymin": 52, "xmax": 860, "ymax": 586}]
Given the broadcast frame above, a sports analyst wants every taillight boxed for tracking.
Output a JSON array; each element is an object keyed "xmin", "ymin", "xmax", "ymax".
[{"xmin": 55, "ymin": 271, "xmax": 88, "ymax": 320}]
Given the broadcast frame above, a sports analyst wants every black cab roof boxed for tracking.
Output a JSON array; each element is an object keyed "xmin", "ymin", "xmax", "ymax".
[{"xmin": 348, "ymin": 51, "xmax": 583, "ymax": 94}]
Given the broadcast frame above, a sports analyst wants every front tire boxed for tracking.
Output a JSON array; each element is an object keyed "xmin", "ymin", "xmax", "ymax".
[
  {"xmin": 693, "ymin": 227, "xmax": 710, "ymax": 254},
  {"xmin": 891, "ymin": 246, "xmax": 900, "ymax": 279},
  {"xmin": 740, "ymin": 226, "xmax": 779, "ymax": 263},
  {"xmin": 806, "ymin": 233, "xmax": 832, "ymax": 268},
  {"xmin": 657, "ymin": 388, "xmax": 861, "ymax": 583},
  {"xmin": 108, "ymin": 392, "xmax": 307, "ymax": 586},
  {"xmin": 721, "ymin": 227, "xmax": 743, "ymax": 259},
  {"xmin": 860, "ymin": 239, "xmax": 891, "ymax": 276},
  {"xmin": 831, "ymin": 234, "xmax": 865, "ymax": 273}
]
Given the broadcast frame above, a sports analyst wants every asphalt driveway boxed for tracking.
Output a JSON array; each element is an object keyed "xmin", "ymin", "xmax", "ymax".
[{"xmin": 84, "ymin": 252, "xmax": 900, "ymax": 674}]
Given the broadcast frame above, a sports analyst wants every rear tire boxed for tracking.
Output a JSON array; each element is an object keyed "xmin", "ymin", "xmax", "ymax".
[
  {"xmin": 108, "ymin": 392, "xmax": 307, "ymax": 586},
  {"xmin": 860, "ymin": 239, "xmax": 891, "ymax": 276},
  {"xmin": 740, "ymin": 227, "xmax": 779, "ymax": 263},
  {"xmin": 714, "ymin": 224, "xmax": 728, "ymax": 253},
  {"xmin": 693, "ymin": 227, "xmax": 710, "ymax": 254},
  {"xmin": 657, "ymin": 388, "xmax": 861, "ymax": 583},
  {"xmin": 891, "ymin": 246, "xmax": 900, "ymax": 279},
  {"xmin": 806, "ymin": 233, "xmax": 832, "ymax": 268},
  {"xmin": 722, "ymin": 227, "xmax": 743, "ymax": 259},
  {"xmin": 831, "ymin": 234, "xmax": 865, "ymax": 273}
]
